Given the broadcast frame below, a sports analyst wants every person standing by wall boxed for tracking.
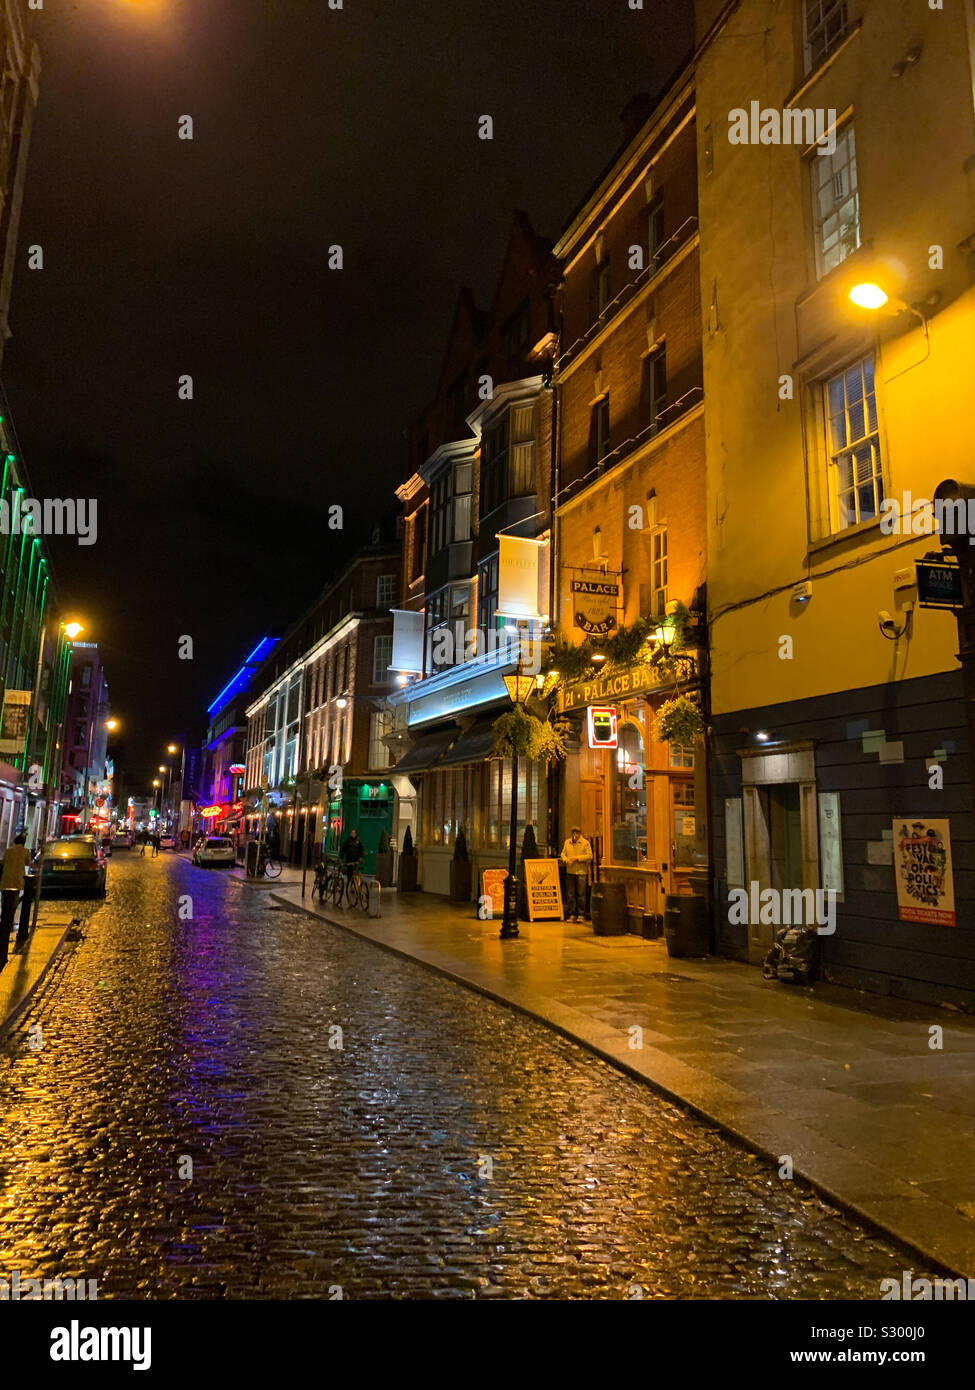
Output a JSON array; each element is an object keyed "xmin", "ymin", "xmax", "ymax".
[
  {"xmin": 0, "ymin": 834, "xmax": 30, "ymax": 969},
  {"xmin": 560, "ymin": 827, "xmax": 592, "ymax": 923}
]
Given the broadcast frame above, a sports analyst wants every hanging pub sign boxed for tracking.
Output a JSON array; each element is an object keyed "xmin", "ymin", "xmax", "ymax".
[
  {"xmin": 916, "ymin": 558, "xmax": 961, "ymax": 610},
  {"xmin": 523, "ymin": 859, "xmax": 565, "ymax": 921},
  {"xmin": 893, "ymin": 818, "xmax": 955, "ymax": 926},
  {"xmin": 587, "ymin": 706, "xmax": 618, "ymax": 749},
  {"xmin": 571, "ymin": 573, "xmax": 619, "ymax": 636}
]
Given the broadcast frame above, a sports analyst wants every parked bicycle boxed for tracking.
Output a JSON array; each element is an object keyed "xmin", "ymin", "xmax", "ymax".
[
  {"xmin": 314, "ymin": 858, "xmax": 341, "ymax": 903},
  {"xmin": 257, "ymin": 846, "xmax": 281, "ymax": 879}
]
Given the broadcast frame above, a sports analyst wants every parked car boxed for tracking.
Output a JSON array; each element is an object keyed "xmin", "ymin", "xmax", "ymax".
[
  {"xmin": 160, "ymin": 835, "xmax": 175, "ymax": 850},
  {"xmin": 112, "ymin": 828, "xmax": 133, "ymax": 850},
  {"xmin": 193, "ymin": 836, "xmax": 235, "ymax": 868},
  {"xmin": 38, "ymin": 836, "xmax": 107, "ymax": 897}
]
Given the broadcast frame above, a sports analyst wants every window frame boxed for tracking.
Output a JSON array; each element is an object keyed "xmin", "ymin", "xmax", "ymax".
[
  {"xmin": 803, "ymin": 0, "xmax": 850, "ymax": 76},
  {"xmin": 372, "ymin": 634, "xmax": 393, "ymax": 685},
  {"xmin": 822, "ymin": 352, "xmax": 885, "ymax": 534},
  {"xmin": 811, "ymin": 121, "xmax": 860, "ymax": 279}
]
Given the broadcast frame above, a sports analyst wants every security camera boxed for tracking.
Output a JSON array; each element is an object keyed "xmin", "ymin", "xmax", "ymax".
[{"xmin": 878, "ymin": 610, "xmax": 907, "ymax": 639}]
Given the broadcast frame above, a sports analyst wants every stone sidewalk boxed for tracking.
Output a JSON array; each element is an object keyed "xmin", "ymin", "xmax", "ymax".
[
  {"xmin": 0, "ymin": 905, "xmax": 79, "ymax": 1036},
  {"xmin": 273, "ymin": 882, "xmax": 975, "ymax": 1279}
]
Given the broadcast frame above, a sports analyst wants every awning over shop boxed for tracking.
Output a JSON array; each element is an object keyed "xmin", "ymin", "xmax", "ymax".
[
  {"xmin": 437, "ymin": 717, "xmax": 500, "ymax": 767},
  {"xmin": 392, "ymin": 727, "xmax": 457, "ymax": 774}
]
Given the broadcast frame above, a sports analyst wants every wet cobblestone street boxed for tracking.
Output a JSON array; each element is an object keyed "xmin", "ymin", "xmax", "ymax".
[{"xmin": 0, "ymin": 854, "xmax": 923, "ymax": 1299}]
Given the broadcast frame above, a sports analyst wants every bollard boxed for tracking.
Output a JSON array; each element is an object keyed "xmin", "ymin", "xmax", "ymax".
[{"xmin": 368, "ymin": 880, "xmax": 382, "ymax": 918}]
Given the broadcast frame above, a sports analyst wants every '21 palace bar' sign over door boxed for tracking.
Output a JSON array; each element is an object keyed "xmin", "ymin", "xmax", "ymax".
[{"xmin": 560, "ymin": 655, "xmax": 698, "ymax": 713}]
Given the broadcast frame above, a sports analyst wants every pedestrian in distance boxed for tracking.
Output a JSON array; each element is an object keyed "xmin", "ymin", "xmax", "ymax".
[
  {"xmin": 151, "ymin": 831, "xmax": 160, "ymax": 858},
  {"xmin": 139, "ymin": 828, "xmax": 148, "ymax": 857},
  {"xmin": 560, "ymin": 827, "xmax": 593, "ymax": 922},
  {"xmin": 0, "ymin": 834, "xmax": 30, "ymax": 970}
]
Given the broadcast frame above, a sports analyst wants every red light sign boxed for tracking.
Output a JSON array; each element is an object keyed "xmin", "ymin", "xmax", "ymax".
[
  {"xmin": 199, "ymin": 804, "xmax": 227, "ymax": 819},
  {"xmin": 587, "ymin": 706, "xmax": 618, "ymax": 749}
]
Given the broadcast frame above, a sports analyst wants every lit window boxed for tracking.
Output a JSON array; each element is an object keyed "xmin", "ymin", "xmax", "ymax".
[
  {"xmin": 376, "ymin": 574, "xmax": 397, "ymax": 608},
  {"xmin": 812, "ymin": 124, "xmax": 859, "ymax": 277},
  {"xmin": 804, "ymin": 0, "xmax": 849, "ymax": 73},
  {"xmin": 652, "ymin": 528, "xmax": 668, "ymax": 616},
  {"xmin": 668, "ymin": 743, "xmax": 695, "ymax": 769},
  {"xmin": 825, "ymin": 354, "xmax": 883, "ymax": 530}
]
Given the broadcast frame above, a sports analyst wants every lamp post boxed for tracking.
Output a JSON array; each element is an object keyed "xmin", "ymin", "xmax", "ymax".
[{"xmin": 499, "ymin": 628, "xmax": 548, "ymax": 940}]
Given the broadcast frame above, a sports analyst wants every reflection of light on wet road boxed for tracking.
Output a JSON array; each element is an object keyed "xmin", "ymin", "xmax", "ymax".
[{"xmin": 0, "ymin": 855, "xmax": 920, "ymax": 1299}]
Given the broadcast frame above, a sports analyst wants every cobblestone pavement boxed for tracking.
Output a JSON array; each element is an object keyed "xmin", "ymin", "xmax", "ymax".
[{"xmin": 0, "ymin": 853, "xmax": 928, "ymax": 1299}]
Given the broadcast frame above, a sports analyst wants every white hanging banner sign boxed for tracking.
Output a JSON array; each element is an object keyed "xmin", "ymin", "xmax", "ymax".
[
  {"xmin": 497, "ymin": 536, "xmax": 543, "ymax": 621},
  {"xmin": 390, "ymin": 609, "xmax": 424, "ymax": 675}
]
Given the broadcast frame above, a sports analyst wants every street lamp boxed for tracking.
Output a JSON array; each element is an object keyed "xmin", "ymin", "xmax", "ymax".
[{"xmin": 499, "ymin": 628, "xmax": 539, "ymax": 940}]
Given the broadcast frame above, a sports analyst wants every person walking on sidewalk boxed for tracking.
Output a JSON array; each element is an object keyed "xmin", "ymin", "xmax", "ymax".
[
  {"xmin": 560, "ymin": 827, "xmax": 592, "ymax": 922},
  {"xmin": 0, "ymin": 835, "xmax": 30, "ymax": 970}
]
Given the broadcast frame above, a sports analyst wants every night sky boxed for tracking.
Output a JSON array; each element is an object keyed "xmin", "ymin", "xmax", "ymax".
[{"xmin": 5, "ymin": 0, "xmax": 692, "ymax": 783}]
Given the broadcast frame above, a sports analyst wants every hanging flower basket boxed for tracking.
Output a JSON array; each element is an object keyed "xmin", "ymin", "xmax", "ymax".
[
  {"xmin": 655, "ymin": 693, "xmax": 705, "ymax": 747},
  {"xmin": 491, "ymin": 704, "xmax": 567, "ymax": 764}
]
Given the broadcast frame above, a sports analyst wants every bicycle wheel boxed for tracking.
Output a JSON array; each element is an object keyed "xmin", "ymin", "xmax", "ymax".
[
  {"xmin": 357, "ymin": 877, "xmax": 370, "ymax": 913},
  {"xmin": 331, "ymin": 873, "xmax": 345, "ymax": 908},
  {"xmin": 263, "ymin": 856, "xmax": 282, "ymax": 879},
  {"xmin": 346, "ymin": 877, "xmax": 360, "ymax": 910}
]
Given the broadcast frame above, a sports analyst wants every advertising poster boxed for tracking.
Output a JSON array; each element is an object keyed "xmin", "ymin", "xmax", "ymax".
[
  {"xmin": 524, "ymin": 858, "xmax": 564, "ymax": 921},
  {"xmin": 893, "ymin": 818, "xmax": 955, "ymax": 926},
  {"xmin": 481, "ymin": 868, "xmax": 507, "ymax": 918},
  {"xmin": 0, "ymin": 689, "xmax": 31, "ymax": 756}
]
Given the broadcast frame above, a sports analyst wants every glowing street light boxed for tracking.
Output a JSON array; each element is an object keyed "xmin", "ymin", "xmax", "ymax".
[
  {"xmin": 849, "ymin": 282, "xmax": 889, "ymax": 310},
  {"xmin": 64, "ymin": 621, "xmax": 83, "ymax": 640}
]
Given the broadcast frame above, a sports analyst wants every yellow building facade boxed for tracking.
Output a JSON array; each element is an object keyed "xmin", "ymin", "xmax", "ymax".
[{"xmin": 695, "ymin": 0, "xmax": 975, "ymax": 1001}]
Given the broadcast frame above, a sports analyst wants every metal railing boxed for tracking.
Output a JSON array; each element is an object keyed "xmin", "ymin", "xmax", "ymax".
[
  {"xmin": 555, "ymin": 216, "xmax": 699, "ymax": 374},
  {"xmin": 556, "ymin": 384, "xmax": 704, "ymax": 507}
]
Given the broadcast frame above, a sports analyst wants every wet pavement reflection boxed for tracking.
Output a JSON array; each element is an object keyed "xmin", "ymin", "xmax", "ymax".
[{"xmin": 0, "ymin": 853, "xmax": 920, "ymax": 1298}]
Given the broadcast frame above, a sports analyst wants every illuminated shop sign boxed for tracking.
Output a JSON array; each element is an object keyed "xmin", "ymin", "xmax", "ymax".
[
  {"xmin": 561, "ymin": 655, "xmax": 698, "ymax": 713},
  {"xmin": 587, "ymin": 706, "xmax": 617, "ymax": 749}
]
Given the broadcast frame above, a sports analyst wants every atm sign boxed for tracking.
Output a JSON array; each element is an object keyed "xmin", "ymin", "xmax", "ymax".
[{"xmin": 587, "ymin": 706, "xmax": 618, "ymax": 749}]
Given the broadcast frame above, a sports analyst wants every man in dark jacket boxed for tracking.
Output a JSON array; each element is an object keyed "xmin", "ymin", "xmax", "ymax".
[{"xmin": 340, "ymin": 827, "xmax": 364, "ymax": 889}]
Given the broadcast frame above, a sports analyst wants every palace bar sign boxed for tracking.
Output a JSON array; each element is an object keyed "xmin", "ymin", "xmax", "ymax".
[{"xmin": 561, "ymin": 655, "xmax": 697, "ymax": 713}]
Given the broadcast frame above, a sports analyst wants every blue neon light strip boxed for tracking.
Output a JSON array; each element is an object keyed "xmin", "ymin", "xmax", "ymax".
[{"xmin": 207, "ymin": 635, "xmax": 278, "ymax": 714}]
